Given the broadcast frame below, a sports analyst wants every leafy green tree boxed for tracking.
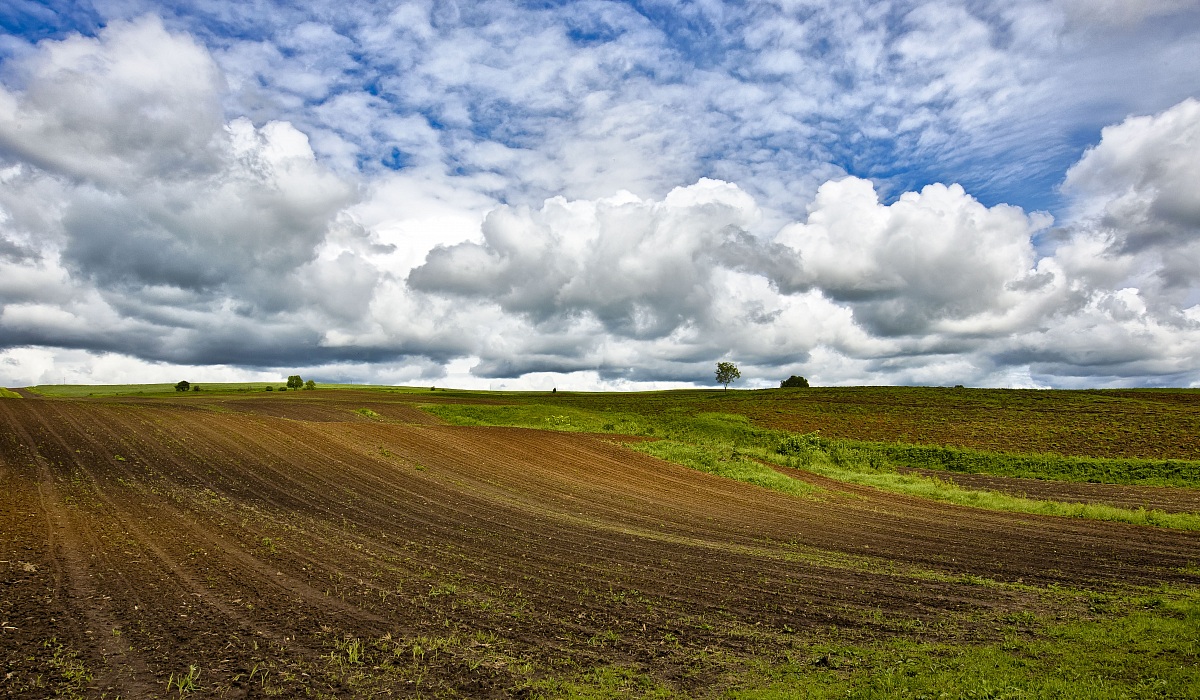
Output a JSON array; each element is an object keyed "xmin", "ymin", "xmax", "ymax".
[
  {"xmin": 175, "ymin": 380, "xmax": 190, "ymax": 392},
  {"xmin": 780, "ymin": 375, "xmax": 810, "ymax": 388},
  {"xmin": 304, "ymin": 379, "xmax": 316, "ymax": 390},
  {"xmin": 715, "ymin": 362, "xmax": 740, "ymax": 391},
  {"xmin": 287, "ymin": 375, "xmax": 303, "ymax": 390}
]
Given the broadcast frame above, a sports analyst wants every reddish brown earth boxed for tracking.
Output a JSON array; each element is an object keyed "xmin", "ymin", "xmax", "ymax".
[{"xmin": 2, "ymin": 394, "xmax": 1199, "ymax": 697}]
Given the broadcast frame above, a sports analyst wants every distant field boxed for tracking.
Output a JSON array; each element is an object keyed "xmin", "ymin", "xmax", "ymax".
[
  {"xmin": 2, "ymin": 386, "xmax": 1198, "ymax": 697},
  {"xmin": 31, "ymin": 382, "xmax": 1200, "ymax": 457},
  {"xmin": 533, "ymin": 386, "xmax": 1200, "ymax": 461},
  {"xmin": 22, "ymin": 381, "xmax": 432, "ymax": 397}
]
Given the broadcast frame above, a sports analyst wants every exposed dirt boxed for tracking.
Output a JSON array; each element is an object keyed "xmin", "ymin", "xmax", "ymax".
[
  {"xmin": 2, "ymin": 393, "xmax": 1198, "ymax": 698},
  {"xmin": 896, "ymin": 466, "xmax": 1200, "ymax": 513}
]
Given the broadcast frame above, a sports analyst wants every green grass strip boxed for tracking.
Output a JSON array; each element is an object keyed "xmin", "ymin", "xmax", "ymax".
[
  {"xmin": 630, "ymin": 441, "xmax": 818, "ymax": 499},
  {"xmin": 865, "ymin": 439, "xmax": 1200, "ymax": 488},
  {"xmin": 0, "ymin": 387, "xmax": 23, "ymax": 398},
  {"xmin": 765, "ymin": 450, "xmax": 1200, "ymax": 530}
]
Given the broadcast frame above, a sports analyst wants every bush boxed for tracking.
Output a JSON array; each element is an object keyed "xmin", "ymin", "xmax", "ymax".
[
  {"xmin": 175, "ymin": 380, "xmax": 190, "ymax": 392},
  {"xmin": 304, "ymin": 380, "xmax": 316, "ymax": 390},
  {"xmin": 780, "ymin": 375, "xmax": 810, "ymax": 388},
  {"xmin": 777, "ymin": 433, "xmax": 823, "ymax": 465},
  {"xmin": 265, "ymin": 386, "xmax": 273, "ymax": 391}
]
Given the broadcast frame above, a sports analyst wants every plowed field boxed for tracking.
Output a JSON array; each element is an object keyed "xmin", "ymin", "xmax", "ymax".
[{"xmin": 2, "ymin": 392, "xmax": 1199, "ymax": 697}]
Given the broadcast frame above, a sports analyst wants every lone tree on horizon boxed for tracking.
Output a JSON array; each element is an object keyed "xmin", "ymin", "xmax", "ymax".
[
  {"xmin": 715, "ymin": 362, "xmax": 740, "ymax": 391},
  {"xmin": 287, "ymin": 375, "xmax": 304, "ymax": 391}
]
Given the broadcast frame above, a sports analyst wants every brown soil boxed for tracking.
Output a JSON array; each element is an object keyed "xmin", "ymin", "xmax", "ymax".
[
  {"xmin": 896, "ymin": 466, "xmax": 1200, "ymax": 513},
  {"xmin": 2, "ymin": 394, "xmax": 1198, "ymax": 697}
]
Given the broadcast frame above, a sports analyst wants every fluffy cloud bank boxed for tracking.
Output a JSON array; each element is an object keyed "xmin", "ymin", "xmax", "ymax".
[
  {"xmin": 1, "ymin": 14, "xmax": 1199, "ymax": 388},
  {"xmin": 0, "ymin": 18, "xmax": 390, "ymax": 368}
]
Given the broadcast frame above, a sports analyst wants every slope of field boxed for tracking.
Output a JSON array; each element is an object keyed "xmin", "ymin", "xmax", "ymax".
[
  {"xmin": 543, "ymin": 387, "xmax": 1200, "ymax": 461},
  {"xmin": 2, "ymin": 392, "xmax": 1199, "ymax": 697}
]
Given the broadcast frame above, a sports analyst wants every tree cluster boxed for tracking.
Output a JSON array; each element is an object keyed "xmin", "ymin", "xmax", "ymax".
[{"xmin": 285, "ymin": 375, "xmax": 317, "ymax": 391}]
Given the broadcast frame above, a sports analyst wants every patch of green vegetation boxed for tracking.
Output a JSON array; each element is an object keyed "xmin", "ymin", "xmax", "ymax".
[
  {"xmin": 421, "ymin": 403, "xmax": 633, "ymax": 432},
  {"xmin": 538, "ymin": 589, "xmax": 1200, "ymax": 699},
  {"xmin": 632, "ymin": 440, "xmax": 817, "ymax": 498},
  {"xmin": 771, "ymin": 446, "xmax": 1200, "ymax": 530},
  {"xmin": 0, "ymin": 387, "xmax": 22, "ymax": 398},
  {"xmin": 167, "ymin": 664, "xmax": 202, "ymax": 696},
  {"xmin": 537, "ymin": 664, "xmax": 676, "ymax": 698},
  {"xmin": 726, "ymin": 590, "xmax": 1200, "ymax": 699},
  {"xmin": 355, "ymin": 408, "xmax": 382, "ymax": 420},
  {"xmin": 871, "ymin": 440, "xmax": 1200, "ymax": 488},
  {"xmin": 42, "ymin": 638, "xmax": 92, "ymax": 700}
]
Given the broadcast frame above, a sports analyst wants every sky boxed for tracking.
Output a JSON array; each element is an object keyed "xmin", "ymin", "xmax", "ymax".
[{"xmin": 1, "ymin": 1, "xmax": 1199, "ymax": 390}]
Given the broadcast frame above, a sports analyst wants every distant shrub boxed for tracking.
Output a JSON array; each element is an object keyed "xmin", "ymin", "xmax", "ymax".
[
  {"xmin": 191, "ymin": 385, "xmax": 200, "ymax": 391},
  {"xmin": 175, "ymin": 380, "xmax": 190, "ymax": 392},
  {"xmin": 304, "ymin": 380, "xmax": 316, "ymax": 390},
  {"xmin": 278, "ymin": 387, "xmax": 287, "ymax": 392},
  {"xmin": 780, "ymin": 375, "xmax": 810, "ymax": 388},
  {"xmin": 265, "ymin": 386, "xmax": 273, "ymax": 391}
]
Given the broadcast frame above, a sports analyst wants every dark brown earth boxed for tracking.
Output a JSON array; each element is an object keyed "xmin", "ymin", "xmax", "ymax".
[{"xmin": 2, "ymin": 392, "xmax": 1198, "ymax": 697}]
